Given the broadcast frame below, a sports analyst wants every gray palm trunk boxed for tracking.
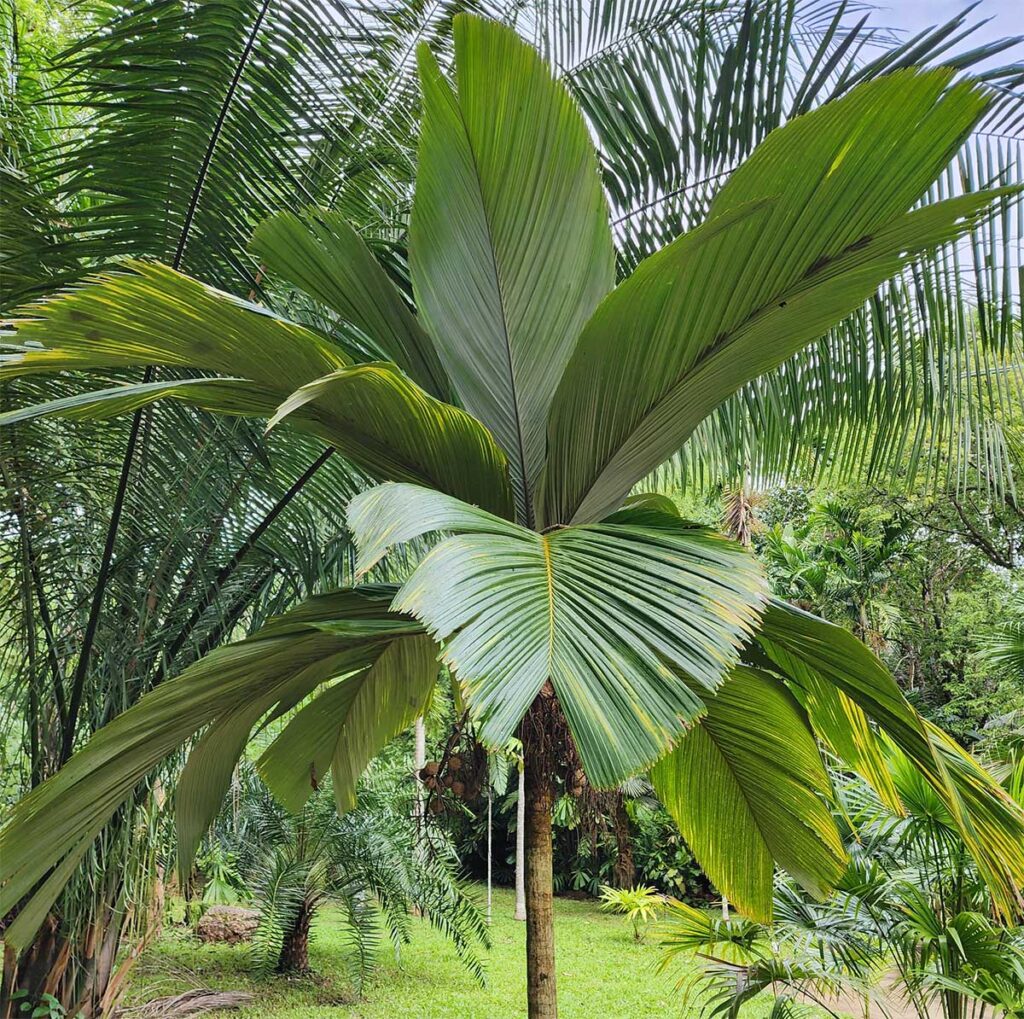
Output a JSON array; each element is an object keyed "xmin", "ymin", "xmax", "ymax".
[{"xmin": 515, "ymin": 766, "xmax": 527, "ymax": 922}]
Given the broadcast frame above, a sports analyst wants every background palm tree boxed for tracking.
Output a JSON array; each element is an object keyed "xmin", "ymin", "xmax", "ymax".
[
  {"xmin": 220, "ymin": 767, "xmax": 488, "ymax": 981},
  {"xmin": 3, "ymin": 15, "xmax": 1024, "ymax": 1019}
]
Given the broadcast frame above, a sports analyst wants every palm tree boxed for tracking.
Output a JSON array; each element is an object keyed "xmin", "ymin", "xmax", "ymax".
[
  {"xmin": 224, "ymin": 771, "xmax": 488, "ymax": 982},
  {"xmin": 762, "ymin": 502, "xmax": 918, "ymax": 648},
  {"xmin": 3, "ymin": 15, "xmax": 1024, "ymax": 1019}
]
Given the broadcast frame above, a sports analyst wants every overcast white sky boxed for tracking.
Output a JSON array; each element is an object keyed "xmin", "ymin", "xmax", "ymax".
[{"xmin": 872, "ymin": 0, "xmax": 1022, "ymax": 64}]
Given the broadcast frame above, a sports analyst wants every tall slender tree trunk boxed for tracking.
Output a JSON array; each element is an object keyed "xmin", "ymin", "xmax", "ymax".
[
  {"xmin": 610, "ymin": 792, "xmax": 635, "ymax": 889},
  {"xmin": 413, "ymin": 715, "xmax": 426, "ymax": 843},
  {"xmin": 486, "ymin": 776, "xmax": 493, "ymax": 926},
  {"xmin": 514, "ymin": 766, "xmax": 527, "ymax": 921},
  {"xmin": 522, "ymin": 693, "xmax": 557, "ymax": 1019}
]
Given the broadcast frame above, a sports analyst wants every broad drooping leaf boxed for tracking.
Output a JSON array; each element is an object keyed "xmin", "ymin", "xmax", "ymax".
[
  {"xmin": 349, "ymin": 483, "xmax": 766, "ymax": 786},
  {"xmin": 542, "ymin": 68, "xmax": 1006, "ymax": 525},
  {"xmin": 411, "ymin": 14, "xmax": 614, "ymax": 521},
  {"xmin": 250, "ymin": 209, "xmax": 450, "ymax": 399},
  {"xmin": 755, "ymin": 599, "xmax": 1024, "ymax": 921},
  {"xmin": 264, "ymin": 363, "xmax": 512, "ymax": 516},
  {"xmin": 652, "ymin": 666, "xmax": 847, "ymax": 922},
  {"xmin": 2, "ymin": 260, "xmax": 347, "ymax": 384},
  {"xmin": 0, "ymin": 587, "xmax": 428, "ymax": 948},
  {"xmin": 766, "ymin": 632, "xmax": 903, "ymax": 814},
  {"xmin": 258, "ymin": 633, "xmax": 438, "ymax": 815},
  {"xmin": 0, "ymin": 263, "xmax": 512, "ymax": 514}
]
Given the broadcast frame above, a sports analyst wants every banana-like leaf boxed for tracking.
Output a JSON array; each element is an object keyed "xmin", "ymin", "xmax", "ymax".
[
  {"xmin": 411, "ymin": 15, "xmax": 614, "ymax": 520},
  {"xmin": 250, "ymin": 209, "xmax": 450, "ymax": 399},
  {"xmin": 652, "ymin": 666, "xmax": 847, "ymax": 922},
  {"xmin": 258, "ymin": 633, "xmax": 439, "ymax": 815},
  {"xmin": 542, "ymin": 69, "xmax": 1006, "ymax": 525},
  {"xmin": 1, "ymin": 261, "xmax": 348, "ymax": 386},
  {"xmin": 756, "ymin": 598, "xmax": 1024, "ymax": 921},
  {"xmin": 0, "ymin": 587, "xmax": 422, "ymax": 946},
  {"xmin": 348, "ymin": 483, "xmax": 766, "ymax": 786},
  {"xmin": 0, "ymin": 264, "xmax": 512, "ymax": 514}
]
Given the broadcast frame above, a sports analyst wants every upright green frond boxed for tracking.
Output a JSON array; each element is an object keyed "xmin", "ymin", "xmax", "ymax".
[
  {"xmin": 542, "ymin": 70, "xmax": 1004, "ymax": 525},
  {"xmin": 250, "ymin": 209, "xmax": 450, "ymax": 398},
  {"xmin": 411, "ymin": 15, "xmax": 614, "ymax": 520}
]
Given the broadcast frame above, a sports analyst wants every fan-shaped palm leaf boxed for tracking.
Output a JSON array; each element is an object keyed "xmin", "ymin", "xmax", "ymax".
[{"xmin": 348, "ymin": 482, "xmax": 766, "ymax": 786}]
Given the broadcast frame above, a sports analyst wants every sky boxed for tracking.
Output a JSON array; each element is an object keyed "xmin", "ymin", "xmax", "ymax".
[{"xmin": 871, "ymin": 0, "xmax": 1023, "ymax": 66}]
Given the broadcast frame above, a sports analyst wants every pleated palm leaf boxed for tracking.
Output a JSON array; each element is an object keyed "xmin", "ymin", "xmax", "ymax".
[{"xmin": 3, "ymin": 16, "xmax": 1024, "ymax": 1019}]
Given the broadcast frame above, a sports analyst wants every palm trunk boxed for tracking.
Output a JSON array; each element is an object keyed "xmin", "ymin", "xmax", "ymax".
[
  {"xmin": 514, "ymin": 766, "xmax": 527, "ymax": 921},
  {"xmin": 277, "ymin": 902, "xmax": 313, "ymax": 973},
  {"xmin": 523, "ymin": 719, "xmax": 557, "ymax": 1018},
  {"xmin": 610, "ymin": 792, "xmax": 635, "ymax": 889},
  {"xmin": 413, "ymin": 715, "xmax": 426, "ymax": 848},
  {"xmin": 486, "ymin": 778, "xmax": 493, "ymax": 925},
  {"xmin": 1, "ymin": 911, "xmax": 136, "ymax": 1019}
]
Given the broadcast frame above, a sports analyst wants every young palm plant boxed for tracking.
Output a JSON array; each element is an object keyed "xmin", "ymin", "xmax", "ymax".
[
  {"xmin": 3, "ymin": 16, "xmax": 1024, "ymax": 1019},
  {"xmin": 221, "ymin": 772, "xmax": 488, "ymax": 984}
]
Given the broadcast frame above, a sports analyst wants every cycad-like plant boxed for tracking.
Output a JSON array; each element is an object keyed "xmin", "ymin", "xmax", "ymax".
[
  {"xmin": 229, "ymin": 777, "xmax": 488, "ymax": 985},
  {"xmin": 3, "ymin": 15, "xmax": 1024, "ymax": 1019}
]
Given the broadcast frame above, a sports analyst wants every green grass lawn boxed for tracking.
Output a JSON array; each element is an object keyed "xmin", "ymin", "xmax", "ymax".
[{"xmin": 121, "ymin": 886, "xmax": 788, "ymax": 1018}]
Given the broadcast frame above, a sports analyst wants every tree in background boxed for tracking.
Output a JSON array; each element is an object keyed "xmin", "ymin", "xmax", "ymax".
[
  {"xmin": 757, "ymin": 483, "xmax": 1023, "ymax": 739},
  {"xmin": 660, "ymin": 758, "xmax": 1024, "ymax": 1019}
]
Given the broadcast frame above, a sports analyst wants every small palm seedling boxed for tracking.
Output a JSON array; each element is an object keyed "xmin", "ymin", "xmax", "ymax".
[{"xmin": 600, "ymin": 884, "xmax": 664, "ymax": 943}]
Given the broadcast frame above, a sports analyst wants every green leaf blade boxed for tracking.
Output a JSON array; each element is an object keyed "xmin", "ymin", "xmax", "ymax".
[
  {"xmin": 411, "ymin": 15, "xmax": 614, "ymax": 517},
  {"xmin": 542, "ymin": 69, "xmax": 1001, "ymax": 525},
  {"xmin": 652, "ymin": 666, "xmax": 847, "ymax": 922}
]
